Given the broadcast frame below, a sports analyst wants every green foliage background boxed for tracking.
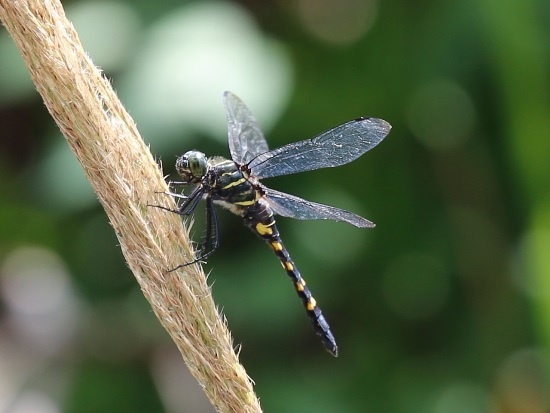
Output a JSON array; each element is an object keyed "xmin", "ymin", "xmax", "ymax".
[{"xmin": 1, "ymin": 1, "xmax": 549, "ymax": 412}]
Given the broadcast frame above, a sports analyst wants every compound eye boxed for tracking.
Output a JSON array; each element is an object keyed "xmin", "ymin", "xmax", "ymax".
[
  {"xmin": 175, "ymin": 151, "xmax": 207, "ymax": 183},
  {"xmin": 188, "ymin": 152, "xmax": 207, "ymax": 176}
]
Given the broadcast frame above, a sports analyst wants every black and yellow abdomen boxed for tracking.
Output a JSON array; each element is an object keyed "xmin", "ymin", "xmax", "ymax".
[{"xmin": 243, "ymin": 199, "xmax": 338, "ymax": 356}]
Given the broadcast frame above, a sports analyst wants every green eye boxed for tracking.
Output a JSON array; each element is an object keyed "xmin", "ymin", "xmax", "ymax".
[
  {"xmin": 188, "ymin": 152, "xmax": 207, "ymax": 177},
  {"xmin": 175, "ymin": 150, "xmax": 207, "ymax": 183}
]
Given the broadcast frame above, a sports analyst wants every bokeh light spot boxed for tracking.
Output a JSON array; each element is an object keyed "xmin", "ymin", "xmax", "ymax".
[
  {"xmin": 296, "ymin": 0, "xmax": 378, "ymax": 45},
  {"xmin": 493, "ymin": 348, "xmax": 550, "ymax": 413},
  {"xmin": 0, "ymin": 246, "xmax": 79, "ymax": 355},
  {"xmin": 67, "ymin": 1, "xmax": 140, "ymax": 72},
  {"xmin": 118, "ymin": 2, "xmax": 292, "ymax": 150},
  {"xmin": 406, "ymin": 79, "xmax": 477, "ymax": 151},
  {"xmin": 4, "ymin": 391, "xmax": 61, "ymax": 413},
  {"xmin": 33, "ymin": 137, "xmax": 97, "ymax": 213}
]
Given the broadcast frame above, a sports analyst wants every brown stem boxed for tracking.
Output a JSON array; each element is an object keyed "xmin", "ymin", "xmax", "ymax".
[{"xmin": 0, "ymin": 1, "xmax": 261, "ymax": 412}]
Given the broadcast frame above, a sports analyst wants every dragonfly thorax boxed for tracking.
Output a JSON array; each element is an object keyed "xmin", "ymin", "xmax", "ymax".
[{"xmin": 176, "ymin": 150, "xmax": 208, "ymax": 183}]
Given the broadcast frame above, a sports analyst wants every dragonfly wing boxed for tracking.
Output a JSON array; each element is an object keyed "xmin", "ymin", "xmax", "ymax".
[
  {"xmin": 224, "ymin": 91, "xmax": 270, "ymax": 165},
  {"xmin": 249, "ymin": 117, "xmax": 391, "ymax": 179},
  {"xmin": 263, "ymin": 186, "xmax": 375, "ymax": 228}
]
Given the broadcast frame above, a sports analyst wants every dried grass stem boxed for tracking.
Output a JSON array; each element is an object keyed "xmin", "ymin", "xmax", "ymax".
[{"xmin": 0, "ymin": 1, "xmax": 261, "ymax": 411}]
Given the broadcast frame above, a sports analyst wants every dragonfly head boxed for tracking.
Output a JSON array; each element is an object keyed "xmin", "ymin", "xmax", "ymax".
[{"xmin": 175, "ymin": 150, "xmax": 207, "ymax": 183}]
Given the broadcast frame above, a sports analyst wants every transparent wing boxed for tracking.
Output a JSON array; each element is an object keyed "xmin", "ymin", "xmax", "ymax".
[
  {"xmin": 224, "ymin": 91, "xmax": 269, "ymax": 165},
  {"xmin": 248, "ymin": 117, "xmax": 391, "ymax": 179},
  {"xmin": 263, "ymin": 186, "xmax": 375, "ymax": 228}
]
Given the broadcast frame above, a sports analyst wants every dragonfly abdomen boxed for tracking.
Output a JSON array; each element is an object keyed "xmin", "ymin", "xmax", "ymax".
[{"xmin": 243, "ymin": 200, "xmax": 338, "ymax": 356}]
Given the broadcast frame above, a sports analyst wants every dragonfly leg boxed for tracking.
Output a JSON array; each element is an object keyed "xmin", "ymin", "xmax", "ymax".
[
  {"xmin": 149, "ymin": 185, "xmax": 218, "ymax": 271},
  {"xmin": 148, "ymin": 185, "xmax": 204, "ymax": 215},
  {"xmin": 155, "ymin": 191, "xmax": 188, "ymax": 200},
  {"xmin": 168, "ymin": 180, "xmax": 189, "ymax": 186},
  {"xmin": 192, "ymin": 195, "xmax": 220, "ymax": 262},
  {"xmin": 167, "ymin": 195, "xmax": 220, "ymax": 271}
]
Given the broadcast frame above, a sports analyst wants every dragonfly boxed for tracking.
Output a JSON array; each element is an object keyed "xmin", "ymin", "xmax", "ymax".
[{"xmin": 161, "ymin": 91, "xmax": 391, "ymax": 356}]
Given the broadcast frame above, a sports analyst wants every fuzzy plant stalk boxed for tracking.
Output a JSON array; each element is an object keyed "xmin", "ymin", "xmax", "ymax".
[{"xmin": 0, "ymin": 1, "xmax": 262, "ymax": 412}]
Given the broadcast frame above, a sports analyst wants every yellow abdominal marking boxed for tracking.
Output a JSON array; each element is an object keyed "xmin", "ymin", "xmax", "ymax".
[
  {"xmin": 296, "ymin": 279, "xmax": 306, "ymax": 292},
  {"xmin": 221, "ymin": 177, "xmax": 246, "ymax": 189},
  {"xmin": 255, "ymin": 222, "xmax": 274, "ymax": 236},
  {"xmin": 271, "ymin": 241, "xmax": 283, "ymax": 251},
  {"xmin": 307, "ymin": 297, "xmax": 317, "ymax": 311},
  {"xmin": 283, "ymin": 261, "xmax": 294, "ymax": 272}
]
